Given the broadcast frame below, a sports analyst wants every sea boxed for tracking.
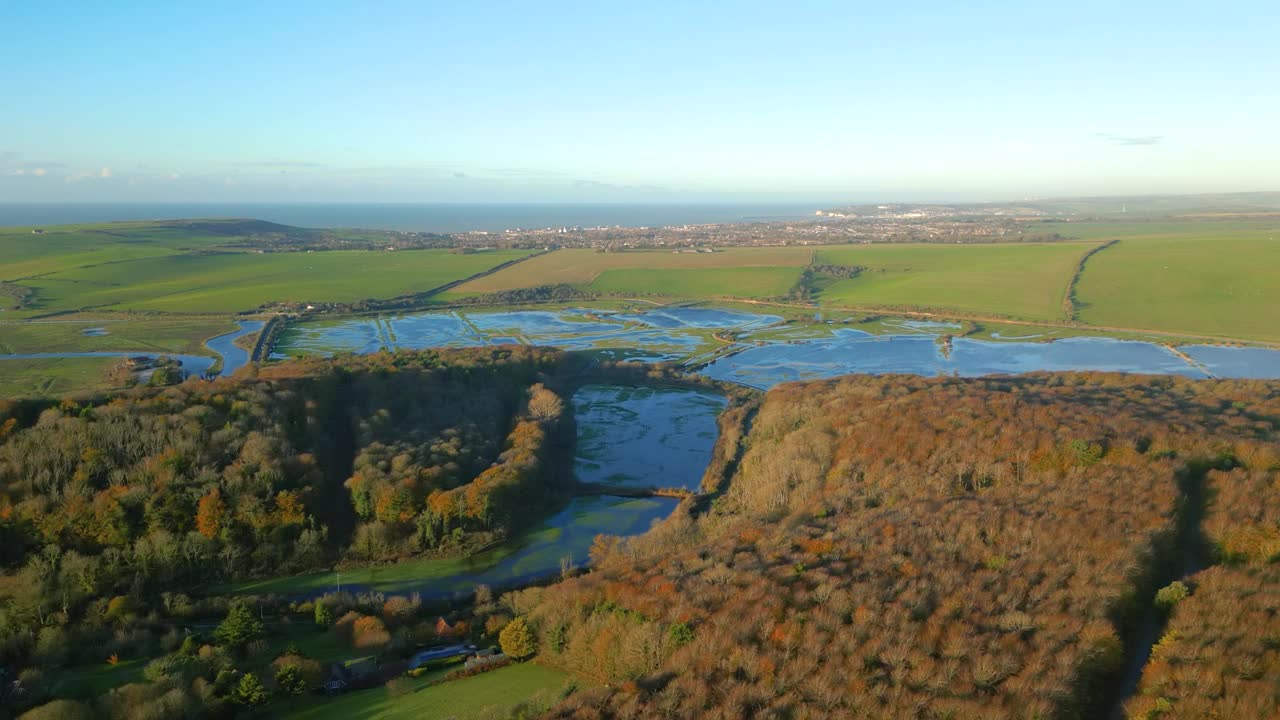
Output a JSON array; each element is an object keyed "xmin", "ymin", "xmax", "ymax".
[{"xmin": 0, "ymin": 203, "xmax": 823, "ymax": 234}]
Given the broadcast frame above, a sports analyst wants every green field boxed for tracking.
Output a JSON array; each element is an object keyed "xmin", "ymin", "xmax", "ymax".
[
  {"xmin": 810, "ymin": 242, "xmax": 1094, "ymax": 320},
  {"xmin": 452, "ymin": 246, "xmax": 812, "ymax": 294},
  {"xmin": 454, "ymin": 242, "xmax": 1096, "ymax": 321},
  {"xmin": 588, "ymin": 266, "xmax": 801, "ymax": 298},
  {"xmin": 0, "ymin": 316, "xmax": 237, "ymax": 354},
  {"xmin": 0, "ymin": 222, "xmax": 232, "ymax": 281},
  {"xmin": 281, "ymin": 662, "xmax": 572, "ymax": 720},
  {"xmin": 0, "ymin": 357, "xmax": 118, "ymax": 397},
  {"xmin": 1074, "ymin": 224, "xmax": 1280, "ymax": 342},
  {"xmin": 21, "ymin": 248, "xmax": 533, "ymax": 314},
  {"xmin": 2, "ymin": 220, "xmax": 534, "ymax": 315}
]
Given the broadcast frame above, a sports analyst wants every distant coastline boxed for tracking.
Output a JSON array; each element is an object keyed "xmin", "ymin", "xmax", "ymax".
[{"xmin": 0, "ymin": 202, "xmax": 820, "ymax": 234}]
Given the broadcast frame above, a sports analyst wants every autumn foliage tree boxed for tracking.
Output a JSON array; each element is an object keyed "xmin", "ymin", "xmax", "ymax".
[
  {"xmin": 499, "ymin": 616, "xmax": 536, "ymax": 659},
  {"xmin": 195, "ymin": 488, "xmax": 225, "ymax": 539},
  {"xmin": 503, "ymin": 373, "xmax": 1280, "ymax": 720}
]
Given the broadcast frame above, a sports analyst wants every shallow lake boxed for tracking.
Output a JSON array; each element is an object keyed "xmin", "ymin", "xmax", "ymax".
[
  {"xmin": 1179, "ymin": 345, "xmax": 1280, "ymax": 379},
  {"xmin": 573, "ymin": 384, "xmax": 726, "ymax": 490}
]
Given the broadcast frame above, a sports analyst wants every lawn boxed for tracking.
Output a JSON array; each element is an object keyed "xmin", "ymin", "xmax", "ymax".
[
  {"xmin": 0, "ymin": 356, "xmax": 118, "ymax": 397},
  {"xmin": 1074, "ymin": 227, "xmax": 1280, "ymax": 342},
  {"xmin": 281, "ymin": 662, "xmax": 572, "ymax": 720},
  {"xmin": 452, "ymin": 247, "xmax": 812, "ymax": 293},
  {"xmin": 45, "ymin": 657, "xmax": 150, "ymax": 700},
  {"xmin": 23, "ymin": 249, "xmax": 534, "ymax": 314},
  {"xmin": 0, "ymin": 222, "xmax": 230, "ymax": 280},
  {"xmin": 588, "ymin": 266, "xmax": 802, "ymax": 298},
  {"xmin": 811, "ymin": 242, "xmax": 1095, "ymax": 320},
  {"xmin": 0, "ymin": 316, "xmax": 237, "ymax": 354}
]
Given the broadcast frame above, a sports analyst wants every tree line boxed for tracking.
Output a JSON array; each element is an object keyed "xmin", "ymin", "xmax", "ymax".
[{"xmin": 0, "ymin": 346, "xmax": 577, "ymax": 703}]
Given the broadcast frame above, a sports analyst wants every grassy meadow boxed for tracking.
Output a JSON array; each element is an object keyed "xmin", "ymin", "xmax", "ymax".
[
  {"xmin": 811, "ymin": 242, "xmax": 1095, "ymax": 320},
  {"xmin": 454, "ymin": 241, "xmax": 1097, "ymax": 320},
  {"xmin": 0, "ymin": 221, "xmax": 232, "ymax": 280},
  {"xmin": 0, "ymin": 316, "xmax": 237, "ymax": 354},
  {"xmin": 21, "ymin": 248, "xmax": 533, "ymax": 314},
  {"xmin": 0, "ymin": 356, "xmax": 119, "ymax": 397},
  {"xmin": 1073, "ymin": 223, "xmax": 1280, "ymax": 341},
  {"xmin": 451, "ymin": 246, "xmax": 812, "ymax": 293},
  {"xmin": 589, "ymin": 265, "xmax": 802, "ymax": 297}
]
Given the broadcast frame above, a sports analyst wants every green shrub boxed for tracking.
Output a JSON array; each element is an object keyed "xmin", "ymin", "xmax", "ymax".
[
  {"xmin": 275, "ymin": 665, "xmax": 307, "ymax": 696},
  {"xmin": 214, "ymin": 604, "xmax": 265, "ymax": 650},
  {"xmin": 1154, "ymin": 581, "xmax": 1189, "ymax": 611},
  {"xmin": 667, "ymin": 622, "xmax": 695, "ymax": 646}
]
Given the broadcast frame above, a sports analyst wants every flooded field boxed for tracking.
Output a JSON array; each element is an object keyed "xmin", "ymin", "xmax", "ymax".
[
  {"xmin": 275, "ymin": 306, "xmax": 1280, "ymax": 384},
  {"xmin": 700, "ymin": 333, "xmax": 1220, "ymax": 388},
  {"xmin": 275, "ymin": 306, "xmax": 781, "ymax": 361}
]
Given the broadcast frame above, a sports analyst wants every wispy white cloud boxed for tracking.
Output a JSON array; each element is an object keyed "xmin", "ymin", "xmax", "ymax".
[{"xmin": 1097, "ymin": 132, "xmax": 1163, "ymax": 146}]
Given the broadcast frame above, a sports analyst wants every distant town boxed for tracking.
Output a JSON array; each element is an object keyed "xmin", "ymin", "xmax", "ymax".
[{"xmin": 225, "ymin": 193, "xmax": 1280, "ymax": 254}]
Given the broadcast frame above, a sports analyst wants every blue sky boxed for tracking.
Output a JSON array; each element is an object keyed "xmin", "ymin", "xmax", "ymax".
[{"xmin": 2, "ymin": 1, "xmax": 1277, "ymax": 202}]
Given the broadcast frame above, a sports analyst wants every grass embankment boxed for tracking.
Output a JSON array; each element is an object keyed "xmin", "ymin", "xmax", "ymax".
[{"xmin": 281, "ymin": 662, "xmax": 571, "ymax": 720}]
